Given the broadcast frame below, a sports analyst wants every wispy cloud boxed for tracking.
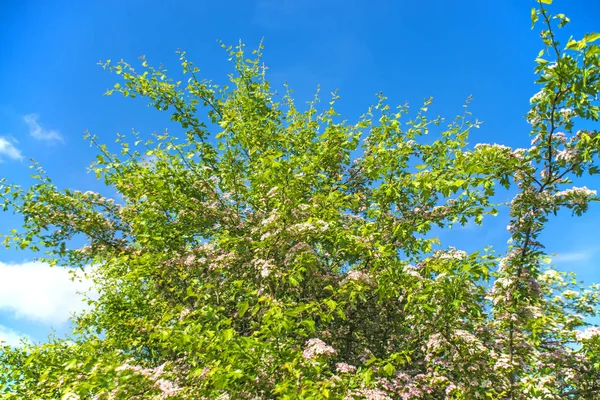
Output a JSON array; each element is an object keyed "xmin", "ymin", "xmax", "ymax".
[
  {"xmin": 0, "ymin": 324, "xmax": 29, "ymax": 347},
  {"xmin": 0, "ymin": 136, "xmax": 23, "ymax": 162},
  {"xmin": 0, "ymin": 261, "xmax": 95, "ymax": 326},
  {"xmin": 23, "ymin": 114, "xmax": 63, "ymax": 143},
  {"xmin": 551, "ymin": 250, "xmax": 595, "ymax": 264}
]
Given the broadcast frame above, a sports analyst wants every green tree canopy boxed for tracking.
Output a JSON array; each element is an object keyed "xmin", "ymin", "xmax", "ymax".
[{"xmin": 2, "ymin": 1, "xmax": 600, "ymax": 399}]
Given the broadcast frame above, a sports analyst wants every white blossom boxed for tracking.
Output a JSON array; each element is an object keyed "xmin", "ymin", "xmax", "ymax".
[
  {"xmin": 346, "ymin": 270, "xmax": 371, "ymax": 284},
  {"xmin": 403, "ymin": 264, "xmax": 421, "ymax": 279},
  {"xmin": 529, "ymin": 90, "xmax": 544, "ymax": 104},
  {"xmin": 253, "ymin": 258, "xmax": 276, "ymax": 278},
  {"xmin": 556, "ymin": 147, "xmax": 578, "ymax": 163},
  {"xmin": 554, "ymin": 186, "xmax": 597, "ymax": 205},
  {"xmin": 559, "ymin": 108, "xmax": 575, "ymax": 117},
  {"xmin": 434, "ymin": 247, "xmax": 467, "ymax": 261},
  {"xmin": 474, "ymin": 143, "xmax": 511, "ymax": 151}
]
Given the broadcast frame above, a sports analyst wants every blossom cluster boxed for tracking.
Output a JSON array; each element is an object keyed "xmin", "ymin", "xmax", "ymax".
[{"xmin": 302, "ymin": 338, "xmax": 337, "ymax": 360}]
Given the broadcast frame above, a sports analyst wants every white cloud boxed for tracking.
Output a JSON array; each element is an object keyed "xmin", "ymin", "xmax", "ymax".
[
  {"xmin": 551, "ymin": 250, "xmax": 595, "ymax": 264},
  {"xmin": 0, "ymin": 261, "xmax": 95, "ymax": 326},
  {"xmin": 23, "ymin": 114, "xmax": 63, "ymax": 143},
  {"xmin": 0, "ymin": 136, "xmax": 23, "ymax": 161},
  {"xmin": 0, "ymin": 324, "xmax": 29, "ymax": 347}
]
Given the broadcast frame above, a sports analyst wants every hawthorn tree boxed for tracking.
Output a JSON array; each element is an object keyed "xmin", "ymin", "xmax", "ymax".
[{"xmin": 2, "ymin": 1, "xmax": 600, "ymax": 399}]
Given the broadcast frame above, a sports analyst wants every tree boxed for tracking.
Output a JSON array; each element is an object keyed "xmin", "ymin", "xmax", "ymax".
[{"xmin": 1, "ymin": 1, "xmax": 600, "ymax": 398}]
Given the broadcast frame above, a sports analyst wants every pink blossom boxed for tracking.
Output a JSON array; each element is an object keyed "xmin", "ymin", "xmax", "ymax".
[
  {"xmin": 302, "ymin": 338, "xmax": 337, "ymax": 360},
  {"xmin": 336, "ymin": 362, "xmax": 357, "ymax": 374}
]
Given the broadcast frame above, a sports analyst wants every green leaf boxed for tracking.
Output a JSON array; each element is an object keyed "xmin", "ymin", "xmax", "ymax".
[
  {"xmin": 584, "ymin": 32, "xmax": 600, "ymax": 43},
  {"xmin": 238, "ymin": 302, "xmax": 249, "ymax": 317},
  {"xmin": 531, "ymin": 8, "xmax": 538, "ymax": 29},
  {"xmin": 383, "ymin": 363, "xmax": 395, "ymax": 376},
  {"xmin": 222, "ymin": 328, "xmax": 234, "ymax": 342}
]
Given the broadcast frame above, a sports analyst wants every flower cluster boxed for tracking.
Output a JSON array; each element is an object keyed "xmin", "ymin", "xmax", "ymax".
[
  {"xmin": 302, "ymin": 338, "xmax": 337, "ymax": 360},
  {"xmin": 253, "ymin": 258, "xmax": 276, "ymax": 278},
  {"xmin": 115, "ymin": 362, "xmax": 180, "ymax": 398},
  {"xmin": 554, "ymin": 186, "xmax": 597, "ymax": 205},
  {"xmin": 336, "ymin": 362, "xmax": 357, "ymax": 374},
  {"xmin": 433, "ymin": 247, "xmax": 468, "ymax": 261}
]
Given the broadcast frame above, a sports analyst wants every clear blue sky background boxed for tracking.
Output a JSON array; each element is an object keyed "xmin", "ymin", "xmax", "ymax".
[{"xmin": 0, "ymin": 0, "xmax": 598, "ymax": 344}]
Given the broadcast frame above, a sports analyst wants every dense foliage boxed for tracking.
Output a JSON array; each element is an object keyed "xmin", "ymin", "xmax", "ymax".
[{"xmin": 2, "ymin": 1, "xmax": 600, "ymax": 398}]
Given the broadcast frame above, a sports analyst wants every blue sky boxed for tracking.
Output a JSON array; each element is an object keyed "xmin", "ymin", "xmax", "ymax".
[{"xmin": 0, "ymin": 0, "xmax": 599, "ymax": 345}]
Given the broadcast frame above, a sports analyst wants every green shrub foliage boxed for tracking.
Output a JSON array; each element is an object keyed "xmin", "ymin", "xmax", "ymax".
[{"xmin": 2, "ymin": 1, "xmax": 600, "ymax": 398}]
